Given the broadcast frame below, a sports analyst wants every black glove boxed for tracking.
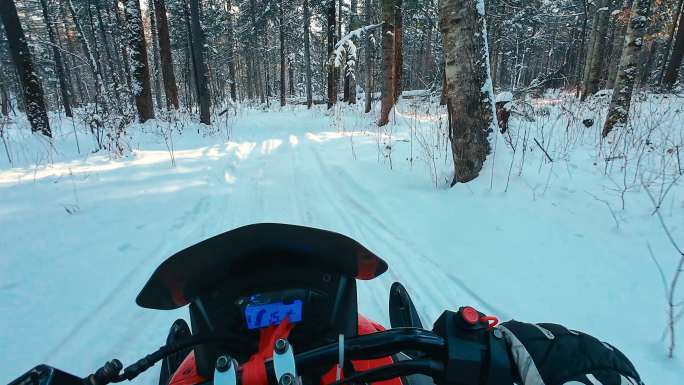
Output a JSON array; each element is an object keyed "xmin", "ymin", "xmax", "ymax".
[{"xmin": 498, "ymin": 320, "xmax": 643, "ymax": 385}]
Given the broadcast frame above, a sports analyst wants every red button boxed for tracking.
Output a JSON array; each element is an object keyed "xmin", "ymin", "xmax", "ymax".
[{"xmin": 461, "ymin": 306, "xmax": 479, "ymax": 325}]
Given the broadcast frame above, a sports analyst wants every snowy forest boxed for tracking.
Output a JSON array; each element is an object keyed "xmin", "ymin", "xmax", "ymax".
[{"xmin": 1, "ymin": 0, "xmax": 684, "ymax": 384}]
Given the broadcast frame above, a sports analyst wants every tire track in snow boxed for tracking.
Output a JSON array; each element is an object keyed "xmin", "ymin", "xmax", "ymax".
[
  {"xmin": 45, "ymin": 152, "xmax": 237, "ymax": 365},
  {"xmin": 301, "ymin": 144, "xmax": 443, "ymax": 321},
  {"xmin": 308, "ymin": 146, "xmax": 509, "ymax": 320}
]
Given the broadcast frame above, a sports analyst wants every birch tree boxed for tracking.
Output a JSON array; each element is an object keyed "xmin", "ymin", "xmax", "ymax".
[
  {"xmin": 440, "ymin": 0, "xmax": 496, "ymax": 184},
  {"xmin": 603, "ymin": 0, "xmax": 651, "ymax": 137},
  {"xmin": 378, "ymin": 0, "xmax": 396, "ymax": 126}
]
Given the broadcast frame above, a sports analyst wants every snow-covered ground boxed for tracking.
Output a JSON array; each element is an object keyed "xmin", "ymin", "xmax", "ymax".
[{"xmin": 1, "ymin": 95, "xmax": 683, "ymax": 384}]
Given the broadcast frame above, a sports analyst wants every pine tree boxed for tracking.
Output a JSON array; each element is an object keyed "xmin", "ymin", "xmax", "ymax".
[
  {"xmin": 125, "ymin": 0, "xmax": 155, "ymax": 122},
  {"xmin": 188, "ymin": 0, "xmax": 211, "ymax": 124}
]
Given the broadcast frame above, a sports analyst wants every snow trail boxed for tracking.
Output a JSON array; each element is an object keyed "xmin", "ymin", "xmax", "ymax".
[{"xmin": 1, "ymin": 106, "xmax": 683, "ymax": 385}]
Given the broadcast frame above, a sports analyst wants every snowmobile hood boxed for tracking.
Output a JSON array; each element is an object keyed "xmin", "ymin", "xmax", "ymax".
[{"xmin": 136, "ymin": 223, "xmax": 388, "ymax": 310}]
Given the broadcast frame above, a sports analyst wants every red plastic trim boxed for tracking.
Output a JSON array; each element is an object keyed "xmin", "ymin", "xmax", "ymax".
[{"xmin": 479, "ymin": 316, "xmax": 499, "ymax": 329}]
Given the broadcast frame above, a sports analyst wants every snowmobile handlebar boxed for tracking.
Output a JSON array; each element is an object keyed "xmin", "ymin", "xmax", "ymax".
[
  {"xmin": 84, "ymin": 328, "xmax": 447, "ymax": 385},
  {"xmin": 9, "ymin": 307, "xmax": 514, "ymax": 385},
  {"xmin": 82, "ymin": 307, "xmax": 514, "ymax": 385}
]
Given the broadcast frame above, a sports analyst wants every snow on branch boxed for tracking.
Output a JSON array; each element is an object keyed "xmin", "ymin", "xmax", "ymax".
[{"xmin": 330, "ymin": 23, "xmax": 382, "ymax": 68}]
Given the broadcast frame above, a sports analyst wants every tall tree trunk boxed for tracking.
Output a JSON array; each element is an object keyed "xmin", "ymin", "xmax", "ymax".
[
  {"xmin": 125, "ymin": 0, "xmax": 155, "ymax": 122},
  {"xmin": 0, "ymin": 0, "xmax": 51, "ymax": 137},
  {"xmin": 342, "ymin": 0, "xmax": 350, "ymax": 103},
  {"xmin": 226, "ymin": 0, "xmax": 237, "ymax": 102},
  {"xmin": 188, "ymin": 0, "xmax": 211, "ymax": 124},
  {"xmin": 148, "ymin": 0, "xmax": 163, "ymax": 109},
  {"xmin": 606, "ymin": 3, "xmax": 630, "ymax": 89},
  {"xmin": 288, "ymin": 58, "xmax": 295, "ymax": 96},
  {"xmin": 303, "ymin": 0, "xmax": 313, "ymax": 108},
  {"xmin": 113, "ymin": 2, "xmax": 133, "ymax": 98},
  {"xmin": 581, "ymin": 2, "xmax": 601, "ymax": 94},
  {"xmin": 39, "ymin": 0, "xmax": 72, "ymax": 118},
  {"xmin": 575, "ymin": 0, "xmax": 589, "ymax": 96},
  {"xmin": 154, "ymin": 0, "xmax": 179, "ymax": 109},
  {"xmin": 249, "ymin": 0, "xmax": 266, "ymax": 104},
  {"xmin": 603, "ymin": 0, "xmax": 651, "ymax": 137},
  {"xmin": 348, "ymin": 0, "xmax": 358, "ymax": 104},
  {"xmin": 378, "ymin": 0, "xmax": 395, "ymax": 126},
  {"xmin": 94, "ymin": 0, "xmax": 121, "ymax": 105},
  {"xmin": 279, "ymin": 0, "xmax": 287, "ymax": 107},
  {"xmin": 659, "ymin": 0, "xmax": 684, "ymax": 85},
  {"xmin": 440, "ymin": 0, "xmax": 495, "ymax": 184},
  {"xmin": 582, "ymin": 1, "xmax": 610, "ymax": 100},
  {"xmin": 58, "ymin": 2, "xmax": 80, "ymax": 106},
  {"xmin": 245, "ymin": 51, "xmax": 255, "ymax": 100},
  {"xmin": 68, "ymin": 0, "xmax": 105, "ymax": 105},
  {"xmin": 364, "ymin": 0, "xmax": 374, "ymax": 113},
  {"xmin": 182, "ymin": 1, "xmax": 196, "ymax": 109},
  {"xmin": 663, "ymin": 5, "xmax": 684, "ymax": 89},
  {"xmin": 393, "ymin": 0, "xmax": 403, "ymax": 102},
  {"xmin": 327, "ymin": 0, "xmax": 337, "ymax": 108}
]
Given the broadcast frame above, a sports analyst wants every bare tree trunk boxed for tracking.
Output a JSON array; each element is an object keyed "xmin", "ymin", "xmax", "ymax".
[
  {"xmin": 154, "ymin": 0, "xmax": 179, "ymax": 109},
  {"xmin": 663, "ymin": 5, "xmax": 684, "ymax": 89},
  {"xmin": 94, "ymin": 0, "xmax": 122, "ymax": 105},
  {"xmin": 226, "ymin": 0, "xmax": 237, "ymax": 102},
  {"xmin": 364, "ymin": 0, "xmax": 374, "ymax": 113},
  {"xmin": 575, "ymin": 0, "xmax": 589, "ymax": 96},
  {"xmin": 393, "ymin": 0, "xmax": 403, "ymax": 102},
  {"xmin": 0, "ymin": 0, "xmax": 51, "ymax": 137},
  {"xmin": 148, "ymin": 0, "xmax": 163, "ymax": 109},
  {"xmin": 288, "ymin": 58, "xmax": 294, "ymax": 96},
  {"xmin": 39, "ymin": 0, "xmax": 72, "ymax": 118},
  {"xmin": 125, "ymin": 0, "xmax": 155, "ymax": 122},
  {"xmin": 58, "ymin": 3, "xmax": 80, "ymax": 106},
  {"xmin": 659, "ymin": 0, "xmax": 684, "ymax": 85},
  {"xmin": 327, "ymin": 0, "xmax": 337, "ymax": 108},
  {"xmin": 348, "ymin": 0, "xmax": 358, "ymax": 104},
  {"xmin": 188, "ymin": 0, "xmax": 211, "ymax": 124},
  {"xmin": 113, "ymin": 2, "xmax": 133, "ymax": 98},
  {"xmin": 68, "ymin": 0, "xmax": 105, "ymax": 105},
  {"xmin": 249, "ymin": 0, "xmax": 266, "ymax": 104},
  {"xmin": 279, "ymin": 0, "xmax": 287, "ymax": 107},
  {"xmin": 246, "ymin": 53, "xmax": 255, "ymax": 101},
  {"xmin": 440, "ymin": 0, "xmax": 495, "ymax": 184},
  {"xmin": 581, "ymin": 2, "xmax": 601, "ymax": 94},
  {"xmin": 378, "ymin": 0, "xmax": 395, "ymax": 126},
  {"xmin": 603, "ymin": 0, "xmax": 651, "ymax": 137},
  {"xmin": 303, "ymin": 0, "xmax": 313, "ymax": 108},
  {"xmin": 606, "ymin": 2, "xmax": 631, "ymax": 89},
  {"xmin": 582, "ymin": 1, "xmax": 610, "ymax": 100}
]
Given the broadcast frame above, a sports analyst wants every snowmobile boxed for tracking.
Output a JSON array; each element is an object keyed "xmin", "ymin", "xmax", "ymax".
[{"xmin": 8, "ymin": 223, "xmax": 514, "ymax": 385}]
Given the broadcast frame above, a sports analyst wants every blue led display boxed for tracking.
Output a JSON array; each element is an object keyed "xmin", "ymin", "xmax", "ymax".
[{"xmin": 244, "ymin": 300, "xmax": 303, "ymax": 329}]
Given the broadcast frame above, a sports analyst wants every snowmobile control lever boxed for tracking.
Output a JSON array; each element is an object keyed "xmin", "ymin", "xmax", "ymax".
[{"xmin": 327, "ymin": 359, "xmax": 445, "ymax": 385}]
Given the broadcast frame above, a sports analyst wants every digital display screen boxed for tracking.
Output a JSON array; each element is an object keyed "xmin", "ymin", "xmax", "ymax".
[{"xmin": 244, "ymin": 300, "xmax": 303, "ymax": 330}]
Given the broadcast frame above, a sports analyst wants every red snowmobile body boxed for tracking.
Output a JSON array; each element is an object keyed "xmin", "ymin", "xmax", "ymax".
[{"xmin": 139, "ymin": 224, "xmax": 405, "ymax": 385}]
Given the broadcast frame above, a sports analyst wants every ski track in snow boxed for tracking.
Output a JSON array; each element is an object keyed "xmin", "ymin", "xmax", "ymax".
[{"xmin": 1, "ymin": 107, "xmax": 683, "ymax": 385}]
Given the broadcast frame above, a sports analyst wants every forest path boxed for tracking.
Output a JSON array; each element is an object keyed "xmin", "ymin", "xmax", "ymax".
[{"xmin": 1, "ymin": 108, "xmax": 682, "ymax": 385}]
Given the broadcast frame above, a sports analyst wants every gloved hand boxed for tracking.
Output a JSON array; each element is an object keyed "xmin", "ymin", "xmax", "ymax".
[{"xmin": 498, "ymin": 320, "xmax": 643, "ymax": 385}]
